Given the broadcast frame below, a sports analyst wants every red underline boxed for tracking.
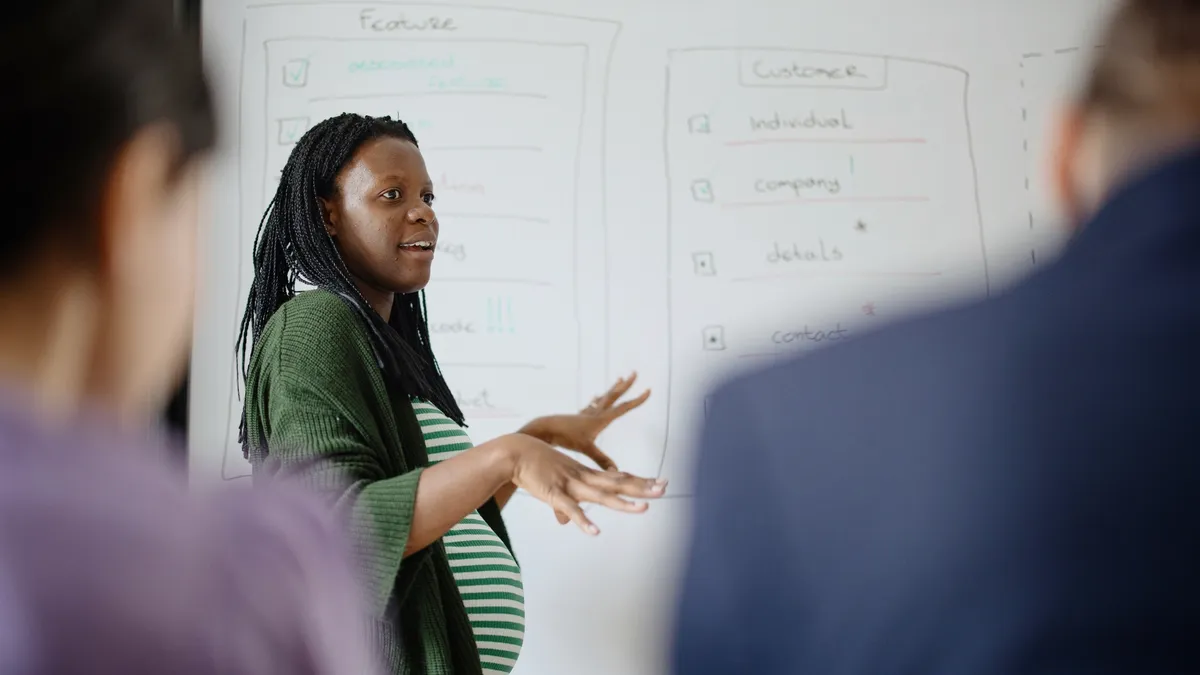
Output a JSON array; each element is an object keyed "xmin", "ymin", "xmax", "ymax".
[
  {"xmin": 722, "ymin": 196, "xmax": 930, "ymax": 208},
  {"xmin": 725, "ymin": 137, "xmax": 927, "ymax": 146}
]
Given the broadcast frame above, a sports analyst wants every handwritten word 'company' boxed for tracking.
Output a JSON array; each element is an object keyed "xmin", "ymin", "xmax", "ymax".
[{"xmin": 755, "ymin": 176, "xmax": 842, "ymax": 196}]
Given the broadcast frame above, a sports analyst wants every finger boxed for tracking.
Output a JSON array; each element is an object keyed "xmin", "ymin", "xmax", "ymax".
[
  {"xmin": 587, "ymin": 471, "xmax": 668, "ymax": 499},
  {"xmin": 604, "ymin": 388, "xmax": 651, "ymax": 421},
  {"xmin": 583, "ymin": 443, "xmax": 618, "ymax": 472},
  {"xmin": 551, "ymin": 492, "xmax": 598, "ymax": 535},
  {"xmin": 555, "ymin": 510, "xmax": 570, "ymax": 525},
  {"xmin": 596, "ymin": 372, "xmax": 637, "ymax": 410},
  {"xmin": 570, "ymin": 480, "xmax": 649, "ymax": 514}
]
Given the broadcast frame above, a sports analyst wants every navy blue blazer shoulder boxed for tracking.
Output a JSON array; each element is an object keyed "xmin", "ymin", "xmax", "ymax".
[{"xmin": 673, "ymin": 145, "xmax": 1200, "ymax": 675}]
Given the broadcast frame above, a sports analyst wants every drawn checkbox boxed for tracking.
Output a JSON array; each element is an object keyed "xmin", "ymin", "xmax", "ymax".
[
  {"xmin": 691, "ymin": 179, "xmax": 714, "ymax": 202},
  {"xmin": 283, "ymin": 59, "xmax": 310, "ymax": 88},
  {"xmin": 277, "ymin": 117, "xmax": 310, "ymax": 145},
  {"xmin": 688, "ymin": 114, "xmax": 711, "ymax": 134},
  {"xmin": 702, "ymin": 326, "xmax": 726, "ymax": 351},
  {"xmin": 692, "ymin": 251, "xmax": 716, "ymax": 276}
]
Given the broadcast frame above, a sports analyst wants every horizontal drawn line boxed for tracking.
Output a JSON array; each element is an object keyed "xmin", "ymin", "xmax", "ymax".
[
  {"xmin": 1054, "ymin": 47, "xmax": 1080, "ymax": 54},
  {"xmin": 308, "ymin": 91, "xmax": 549, "ymax": 102},
  {"xmin": 464, "ymin": 412, "xmax": 522, "ymax": 420},
  {"xmin": 721, "ymin": 196, "xmax": 929, "ymax": 209},
  {"xmin": 725, "ymin": 137, "xmax": 926, "ymax": 147},
  {"xmin": 1022, "ymin": 52, "xmax": 1044, "ymax": 58},
  {"xmin": 667, "ymin": 47, "xmax": 967, "ymax": 76},
  {"xmin": 426, "ymin": 145, "xmax": 544, "ymax": 152},
  {"xmin": 443, "ymin": 363, "xmax": 548, "ymax": 370},
  {"xmin": 730, "ymin": 270, "xmax": 942, "ymax": 282},
  {"xmin": 434, "ymin": 277, "xmax": 553, "ymax": 287},
  {"xmin": 439, "ymin": 212, "xmax": 550, "ymax": 224}
]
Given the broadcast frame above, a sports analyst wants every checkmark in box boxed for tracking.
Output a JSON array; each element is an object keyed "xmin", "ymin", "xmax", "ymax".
[
  {"xmin": 277, "ymin": 117, "xmax": 310, "ymax": 145},
  {"xmin": 688, "ymin": 114, "xmax": 711, "ymax": 134},
  {"xmin": 691, "ymin": 179, "xmax": 714, "ymax": 202},
  {"xmin": 283, "ymin": 59, "xmax": 310, "ymax": 88}
]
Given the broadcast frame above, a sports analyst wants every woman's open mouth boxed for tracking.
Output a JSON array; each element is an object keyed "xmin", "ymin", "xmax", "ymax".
[{"xmin": 399, "ymin": 240, "xmax": 435, "ymax": 251}]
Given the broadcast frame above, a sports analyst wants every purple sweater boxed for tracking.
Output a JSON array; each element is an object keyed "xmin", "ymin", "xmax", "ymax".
[{"xmin": 0, "ymin": 389, "xmax": 380, "ymax": 675}]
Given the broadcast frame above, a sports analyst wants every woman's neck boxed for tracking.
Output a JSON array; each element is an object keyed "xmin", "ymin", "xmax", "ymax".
[
  {"xmin": 353, "ymin": 279, "xmax": 394, "ymax": 322},
  {"xmin": 0, "ymin": 271, "xmax": 99, "ymax": 423}
]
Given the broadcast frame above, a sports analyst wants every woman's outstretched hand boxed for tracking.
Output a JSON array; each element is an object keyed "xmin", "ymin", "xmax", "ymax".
[
  {"xmin": 519, "ymin": 372, "xmax": 651, "ymax": 472},
  {"xmin": 499, "ymin": 432, "xmax": 667, "ymax": 534}
]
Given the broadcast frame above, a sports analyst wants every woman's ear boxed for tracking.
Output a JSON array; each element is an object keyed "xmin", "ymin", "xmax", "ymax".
[{"xmin": 319, "ymin": 196, "xmax": 338, "ymax": 237}]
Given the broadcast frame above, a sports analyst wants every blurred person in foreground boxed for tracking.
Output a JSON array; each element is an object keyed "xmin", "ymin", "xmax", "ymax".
[
  {"xmin": 674, "ymin": 1, "xmax": 1200, "ymax": 673},
  {"xmin": 0, "ymin": 3, "xmax": 377, "ymax": 673}
]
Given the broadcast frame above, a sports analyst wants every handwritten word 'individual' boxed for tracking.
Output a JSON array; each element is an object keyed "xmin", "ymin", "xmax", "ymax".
[
  {"xmin": 755, "ymin": 176, "xmax": 842, "ymax": 196},
  {"xmin": 772, "ymin": 323, "xmax": 849, "ymax": 344},
  {"xmin": 750, "ymin": 109, "xmax": 854, "ymax": 132},
  {"xmin": 752, "ymin": 61, "xmax": 868, "ymax": 81},
  {"xmin": 767, "ymin": 239, "xmax": 843, "ymax": 263},
  {"xmin": 359, "ymin": 8, "xmax": 457, "ymax": 32},
  {"xmin": 430, "ymin": 319, "xmax": 476, "ymax": 334}
]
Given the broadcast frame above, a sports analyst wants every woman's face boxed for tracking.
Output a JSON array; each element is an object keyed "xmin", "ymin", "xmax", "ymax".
[{"xmin": 322, "ymin": 136, "xmax": 439, "ymax": 297}]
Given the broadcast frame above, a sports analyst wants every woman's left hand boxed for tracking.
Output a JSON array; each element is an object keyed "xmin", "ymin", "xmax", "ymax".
[{"xmin": 519, "ymin": 372, "xmax": 651, "ymax": 471}]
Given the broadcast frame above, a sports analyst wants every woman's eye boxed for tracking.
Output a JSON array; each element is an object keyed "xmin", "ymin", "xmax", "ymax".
[
  {"xmin": 382, "ymin": 189, "xmax": 401, "ymax": 200},
  {"xmin": 422, "ymin": 193, "xmax": 436, "ymax": 206}
]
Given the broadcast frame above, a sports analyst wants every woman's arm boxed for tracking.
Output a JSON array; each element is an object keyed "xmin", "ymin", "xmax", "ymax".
[
  {"xmin": 403, "ymin": 440, "xmax": 512, "ymax": 554},
  {"xmin": 493, "ymin": 481, "xmax": 519, "ymax": 510}
]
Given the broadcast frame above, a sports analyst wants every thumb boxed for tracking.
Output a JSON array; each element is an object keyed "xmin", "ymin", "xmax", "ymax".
[{"xmin": 555, "ymin": 510, "xmax": 570, "ymax": 525}]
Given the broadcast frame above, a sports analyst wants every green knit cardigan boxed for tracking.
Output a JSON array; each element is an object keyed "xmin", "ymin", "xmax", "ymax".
[{"xmin": 243, "ymin": 289, "xmax": 513, "ymax": 675}]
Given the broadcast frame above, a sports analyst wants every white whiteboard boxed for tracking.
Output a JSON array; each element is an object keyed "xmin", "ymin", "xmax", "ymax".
[{"xmin": 192, "ymin": 2, "xmax": 1111, "ymax": 673}]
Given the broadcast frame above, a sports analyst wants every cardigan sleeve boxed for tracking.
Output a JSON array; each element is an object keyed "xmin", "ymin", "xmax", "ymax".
[{"xmin": 253, "ymin": 295, "xmax": 424, "ymax": 618}]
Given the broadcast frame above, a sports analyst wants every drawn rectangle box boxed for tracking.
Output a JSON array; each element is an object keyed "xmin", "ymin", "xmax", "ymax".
[
  {"xmin": 277, "ymin": 117, "xmax": 310, "ymax": 145},
  {"xmin": 690, "ymin": 179, "xmax": 714, "ymax": 202},
  {"xmin": 702, "ymin": 325, "xmax": 726, "ymax": 351},
  {"xmin": 282, "ymin": 59, "xmax": 310, "ymax": 88},
  {"xmin": 737, "ymin": 49, "xmax": 888, "ymax": 90}
]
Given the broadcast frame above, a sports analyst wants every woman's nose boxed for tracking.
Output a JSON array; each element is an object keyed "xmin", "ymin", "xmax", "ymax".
[{"xmin": 408, "ymin": 204, "xmax": 433, "ymax": 224}]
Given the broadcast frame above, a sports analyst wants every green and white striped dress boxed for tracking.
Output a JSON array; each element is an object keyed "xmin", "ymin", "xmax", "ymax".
[{"xmin": 412, "ymin": 400, "xmax": 525, "ymax": 674}]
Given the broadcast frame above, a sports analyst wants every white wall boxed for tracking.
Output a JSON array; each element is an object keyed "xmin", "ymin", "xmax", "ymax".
[{"xmin": 192, "ymin": 2, "xmax": 1112, "ymax": 673}]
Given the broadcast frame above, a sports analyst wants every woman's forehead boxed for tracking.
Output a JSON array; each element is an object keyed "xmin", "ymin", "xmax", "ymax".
[{"xmin": 348, "ymin": 136, "xmax": 426, "ymax": 176}]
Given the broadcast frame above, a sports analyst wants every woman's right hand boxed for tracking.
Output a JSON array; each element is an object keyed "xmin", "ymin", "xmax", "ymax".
[{"xmin": 499, "ymin": 433, "xmax": 667, "ymax": 535}]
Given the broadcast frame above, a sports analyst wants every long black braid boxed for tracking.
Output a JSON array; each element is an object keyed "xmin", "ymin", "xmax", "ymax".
[{"xmin": 236, "ymin": 113, "xmax": 464, "ymax": 457}]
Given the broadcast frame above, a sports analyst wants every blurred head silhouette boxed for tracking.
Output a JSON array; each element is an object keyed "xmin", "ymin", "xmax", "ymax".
[
  {"xmin": 0, "ymin": 1, "xmax": 214, "ymax": 426},
  {"xmin": 1052, "ymin": 0, "xmax": 1200, "ymax": 225}
]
